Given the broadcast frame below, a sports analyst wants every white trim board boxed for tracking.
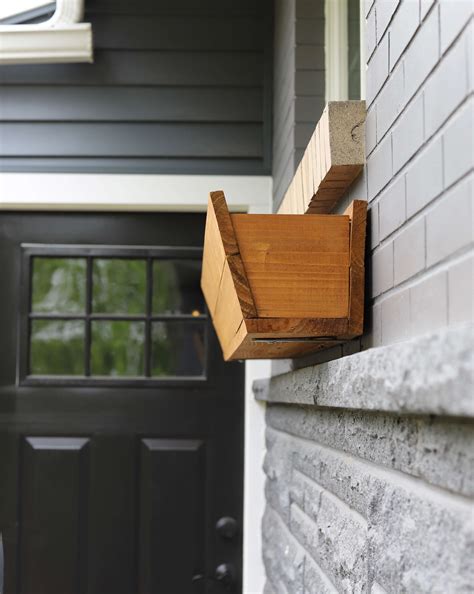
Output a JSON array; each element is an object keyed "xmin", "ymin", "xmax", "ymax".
[{"xmin": 0, "ymin": 173, "xmax": 272, "ymax": 213}]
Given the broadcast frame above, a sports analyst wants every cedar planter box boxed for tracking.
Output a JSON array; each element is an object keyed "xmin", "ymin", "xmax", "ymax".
[{"xmin": 201, "ymin": 191, "xmax": 367, "ymax": 360}]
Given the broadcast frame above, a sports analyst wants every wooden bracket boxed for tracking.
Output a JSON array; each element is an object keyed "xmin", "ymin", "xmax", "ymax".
[{"xmin": 278, "ymin": 101, "xmax": 366, "ymax": 215}]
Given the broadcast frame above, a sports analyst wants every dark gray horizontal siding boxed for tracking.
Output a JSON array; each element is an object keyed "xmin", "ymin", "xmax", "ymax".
[
  {"xmin": 0, "ymin": 52, "xmax": 264, "ymax": 87},
  {"xmin": 0, "ymin": 157, "xmax": 263, "ymax": 174},
  {"xmin": 91, "ymin": 15, "xmax": 264, "ymax": 51},
  {"xmin": 0, "ymin": 0, "xmax": 272, "ymax": 175},
  {"xmin": 0, "ymin": 87, "xmax": 263, "ymax": 122},
  {"xmin": 0, "ymin": 123, "xmax": 262, "ymax": 157},
  {"xmin": 272, "ymin": 0, "xmax": 325, "ymax": 209},
  {"xmin": 85, "ymin": 0, "xmax": 264, "ymax": 17}
]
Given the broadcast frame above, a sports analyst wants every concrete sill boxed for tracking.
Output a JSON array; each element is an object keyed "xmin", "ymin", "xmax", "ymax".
[{"xmin": 254, "ymin": 323, "xmax": 474, "ymax": 417}]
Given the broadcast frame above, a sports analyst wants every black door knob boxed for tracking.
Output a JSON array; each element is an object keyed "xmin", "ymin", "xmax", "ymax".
[
  {"xmin": 192, "ymin": 563, "xmax": 236, "ymax": 590},
  {"xmin": 215, "ymin": 516, "xmax": 238, "ymax": 540},
  {"xmin": 215, "ymin": 563, "xmax": 235, "ymax": 589}
]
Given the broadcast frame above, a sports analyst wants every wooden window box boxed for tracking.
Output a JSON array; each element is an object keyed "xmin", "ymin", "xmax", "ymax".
[{"xmin": 201, "ymin": 191, "xmax": 367, "ymax": 360}]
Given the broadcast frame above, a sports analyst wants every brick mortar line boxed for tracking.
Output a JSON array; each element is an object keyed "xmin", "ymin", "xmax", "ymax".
[
  {"xmin": 266, "ymin": 425, "xmax": 474, "ymax": 509},
  {"xmin": 367, "ymin": 94, "xmax": 473, "ymax": 210},
  {"xmin": 289, "ymin": 501, "xmax": 350, "ymax": 590},
  {"xmin": 366, "ymin": 9, "xmax": 472, "ymax": 114},
  {"xmin": 370, "ymin": 80, "xmax": 473, "ymax": 168},
  {"xmin": 292, "ymin": 467, "xmax": 369, "ymax": 528},
  {"xmin": 371, "ymin": 240, "xmax": 473, "ymax": 306},
  {"xmin": 371, "ymin": 167, "xmax": 473, "ymax": 255},
  {"xmin": 370, "ymin": 166, "xmax": 473, "ymax": 253}
]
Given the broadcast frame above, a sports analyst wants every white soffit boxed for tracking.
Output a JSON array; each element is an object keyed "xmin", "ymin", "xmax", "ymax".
[
  {"xmin": 0, "ymin": 0, "xmax": 93, "ymax": 64},
  {"xmin": 0, "ymin": 173, "xmax": 273, "ymax": 213}
]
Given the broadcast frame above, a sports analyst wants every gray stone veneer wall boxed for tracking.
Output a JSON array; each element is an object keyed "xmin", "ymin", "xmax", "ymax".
[{"xmin": 261, "ymin": 0, "xmax": 474, "ymax": 592}]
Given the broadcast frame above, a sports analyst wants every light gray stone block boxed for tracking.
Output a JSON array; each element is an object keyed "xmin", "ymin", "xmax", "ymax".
[
  {"xmin": 394, "ymin": 217, "xmax": 425, "ymax": 284},
  {"xmin": 254, "ymin": 324, "xmax": 474, "ymax": 417},
  {"xmin": 304, "ymin": 555, "xmax": 338, "ymax": 594},
  {"xmin": 262, "ymin": 506, "xmax": 305, "ymax": 594},
  {"xmin": 266, "ymin": 405, "xmax": 474, "ymax": 497},
  {"xmin": 290, "ymin": 499, "xmax": 368, "ymax": 593},
  {"xmin": 264, "ymin": 428, "xmax": 474, "ymax": 593}
]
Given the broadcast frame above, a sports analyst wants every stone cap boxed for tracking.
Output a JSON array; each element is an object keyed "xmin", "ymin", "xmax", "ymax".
[{"xmin": 254, "ymin": 323, "xmax": 474, "ymax": 418}]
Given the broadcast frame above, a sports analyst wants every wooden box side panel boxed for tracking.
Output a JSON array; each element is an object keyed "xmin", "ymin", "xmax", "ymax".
[
  {"xmin": 213, "ymin": 260, "xmax": 245, "ymax": 359},
  {"xmin": 345, "ymin": 199, "xmax": 367, "ymax": 336},
  {"xmin": 201, "ymin": 198, "xmax": 228, "ymax": 317},
  {"xmin": 231, "ymin": 214, "xmax": 351, "ymax": 319}
]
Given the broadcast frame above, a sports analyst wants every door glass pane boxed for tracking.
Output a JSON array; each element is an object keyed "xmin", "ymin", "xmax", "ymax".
[
  {"xmin": 153, "ymin": 260, "xmax": 205, "ymax": 315},
  {"xmin": 30, "ymin": 320, "xmax": 84, "ymax": 375},
  {"xmin": 91, "ymin": 321, "xmax": 145, "ymax": 376},
  {"xmin": 151, "ymin": 321, "xmax": 205, "ymax": 377},
  {"xmin": 92, "ymin": 259, "xmax": 146, "ymax": 314},
  {"xmin": 32, "ymin": 258, "xmax": 86, "ymax": 314}
]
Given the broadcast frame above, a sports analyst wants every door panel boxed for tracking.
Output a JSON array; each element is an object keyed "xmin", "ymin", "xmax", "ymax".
[
  {"xmin": 20, "ymin": 437, "xmax": 90, "ymax": 594},
  {"xmin": 0, "ymin": 212, "xmax": 244, "ymax": 594},
  {"xmin": 139, "ymin": 439, "xmax": 206, "ymax": 594}
]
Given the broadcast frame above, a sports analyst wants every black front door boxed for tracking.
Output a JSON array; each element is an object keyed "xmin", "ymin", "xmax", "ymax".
[{"xmin": 0, "ymin": 211, "xmax": 244, "ymax": 594}]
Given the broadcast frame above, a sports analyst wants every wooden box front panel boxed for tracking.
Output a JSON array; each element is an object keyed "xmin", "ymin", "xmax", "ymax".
[{"xmin": 231, "ymin": 214, "xmax": 350, "ymax": 318}]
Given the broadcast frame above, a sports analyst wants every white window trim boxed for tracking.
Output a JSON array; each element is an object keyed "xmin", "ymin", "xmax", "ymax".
[
  {"xmin": 325, "ymin": 0, "xmax": 349, "ymax": 102},
  {"xmin": 0, "ymin": 0, "xmax": 92, "ymax": 64},
  {"xmin": 359, "ymin": 0, "xmax": 366, "ymax": 100},
  {"xmin": 325, "ymin": 0, "xmax": 366, "ymax": 101}
]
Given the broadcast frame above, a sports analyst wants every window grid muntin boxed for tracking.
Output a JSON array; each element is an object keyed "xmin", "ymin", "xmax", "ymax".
[{"xmin": 22, "ymin": 245, "xmax": 207, "ymax": 384}]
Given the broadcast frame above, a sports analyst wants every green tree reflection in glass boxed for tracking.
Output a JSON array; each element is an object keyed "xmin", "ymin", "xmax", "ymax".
[
  {"xmin": 93, "ymin": 259, "xmax": 146, "ymax": 314},
  {"xmin": 32, "ymin": 258, "xmax": 86, "ymax": 313},
  {"xmin": 30, "ymin": 320, "xmax": 85, "ymax": 375},
  {"xmin": 91, "ymin": 321, "xmax": 145, "ymax": 376}
]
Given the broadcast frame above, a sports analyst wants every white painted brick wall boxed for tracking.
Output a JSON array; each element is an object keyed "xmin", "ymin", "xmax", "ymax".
[{"xmin": 365, "ymin": 0, "xmax": 474, "ymax": 348}]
